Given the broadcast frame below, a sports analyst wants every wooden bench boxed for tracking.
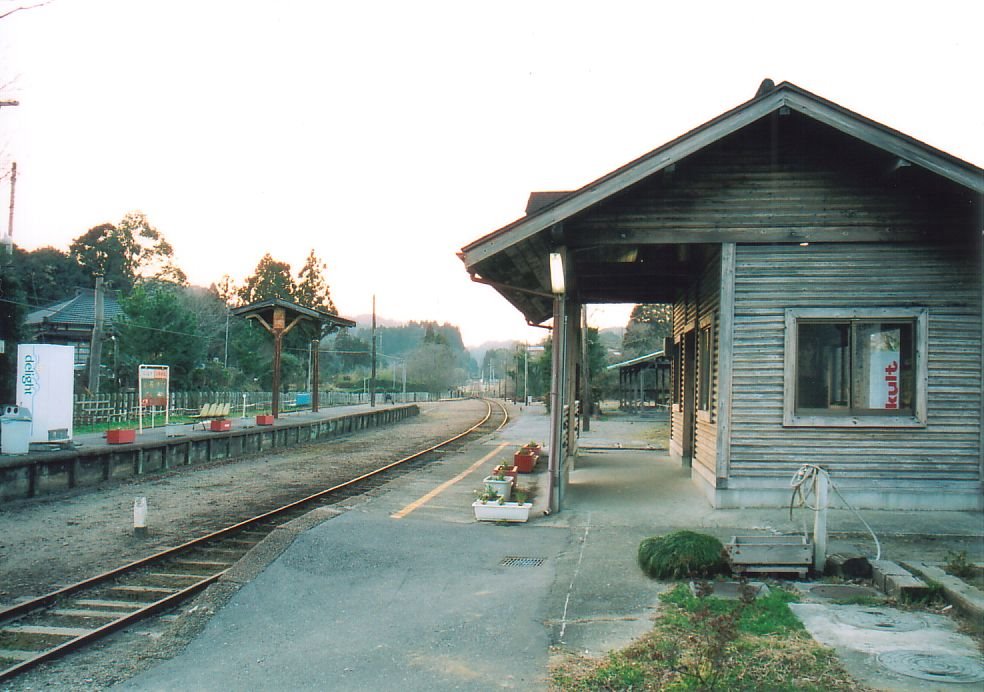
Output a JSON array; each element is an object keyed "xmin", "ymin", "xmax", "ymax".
[{"xmin": 192, "ymin": 403, "xmax": 231, "ymax": 429}]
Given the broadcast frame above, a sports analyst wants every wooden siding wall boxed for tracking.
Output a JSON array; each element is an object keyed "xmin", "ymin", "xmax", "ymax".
[
  {"xmin": 566, "ymin": 113, "xmax": 977, "ymax": 244},
  {"xmin": 670, "ymin": 246, "xmax": 721, "ymax": 483},
  {"xmin": 670, "ymin": 286, "xmax": 695, "ymax": 456},
  {"xmin": 730, "ymin": 242, "xmax": 982, "ymax": 488},
  {"xmin": 694, "ymin": 247, "xmax": 721, "ymax": 484}
]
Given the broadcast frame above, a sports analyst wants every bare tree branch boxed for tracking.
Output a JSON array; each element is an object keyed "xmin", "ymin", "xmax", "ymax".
[{"xmin": 0, "ymin": 1, "xmax": 53, "ymax": 21}]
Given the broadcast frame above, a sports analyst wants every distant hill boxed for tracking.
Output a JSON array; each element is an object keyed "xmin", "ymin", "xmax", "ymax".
[
  {"xmin": 469, "ymin": 340, "xmax": 518, "ymax": 366},
  {"xmin": 349, "ymin": 314, "xmax": 404, "ymax": 329}
]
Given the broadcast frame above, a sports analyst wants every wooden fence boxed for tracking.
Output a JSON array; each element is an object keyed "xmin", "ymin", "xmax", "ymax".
[{"xmin": 73, "ymin": 390, "xmax": 436, "ymax": 426}]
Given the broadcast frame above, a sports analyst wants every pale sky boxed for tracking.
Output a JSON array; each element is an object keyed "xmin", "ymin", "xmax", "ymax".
[{"xmin": 1, "ymin": 0, "xmax": 981, "ymax": 347}]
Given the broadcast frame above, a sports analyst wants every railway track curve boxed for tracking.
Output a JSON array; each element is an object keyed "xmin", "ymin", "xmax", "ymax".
[{"xmin": 0, "ymin": 398, "xmax": 508, "ymax": 682}]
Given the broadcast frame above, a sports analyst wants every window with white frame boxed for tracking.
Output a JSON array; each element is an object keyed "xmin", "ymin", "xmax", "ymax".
[{"xmin": 783, "ymin": 308, "xmax": 927, "ymax": 427}]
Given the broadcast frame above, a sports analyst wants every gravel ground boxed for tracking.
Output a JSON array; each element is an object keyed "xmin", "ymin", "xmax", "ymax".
[{"xmin": 0, "ymin": 399, "xmax": 490, "ymax": 691}]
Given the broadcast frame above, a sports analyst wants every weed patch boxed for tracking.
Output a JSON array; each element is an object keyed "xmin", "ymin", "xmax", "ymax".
[
  {"xmin": 945, "ymin": 550, "xmax": 984, "ymax": 591},
  {"xmin": 551, "ymin": 583, "xmax": 862, "ymax": 691}
]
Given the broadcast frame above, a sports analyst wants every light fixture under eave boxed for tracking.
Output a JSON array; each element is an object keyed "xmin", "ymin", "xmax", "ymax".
[{"xmin": 549, "ymin": 252, "xmax": 565, "ymax": 294}]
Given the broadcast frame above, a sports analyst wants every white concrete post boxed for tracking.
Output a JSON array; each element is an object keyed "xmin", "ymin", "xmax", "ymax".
[
  {"xmin": 813, "ymin": 470, "xmax": 828, "ymax": 571},
  {"xmin": 133, "ymin": 496, "xmax": 148, "ymax": 537}
]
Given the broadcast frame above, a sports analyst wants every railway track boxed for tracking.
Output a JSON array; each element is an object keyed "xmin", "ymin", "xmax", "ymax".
[{"xmin": 0, "ymin": 398, "xmax": 509, "ymax": 683}]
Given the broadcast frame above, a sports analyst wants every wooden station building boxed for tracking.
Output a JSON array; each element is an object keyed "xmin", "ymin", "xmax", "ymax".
[{"xmin": 460, "ymin": 80, "xmax": 983, "ymax": 513}]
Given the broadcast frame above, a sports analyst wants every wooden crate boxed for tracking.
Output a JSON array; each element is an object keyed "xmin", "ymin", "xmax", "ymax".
[{"xmin": 726, "ymin": 535, "xmax": 812, "ymax": 575}]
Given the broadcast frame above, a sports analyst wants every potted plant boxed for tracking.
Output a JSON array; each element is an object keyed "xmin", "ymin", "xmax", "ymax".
[
  {"xmin": 492, "ymin": 464, "xmax": 519, "ymax": 483},
  {"xmin": 513, "ymin": 446, "xmax": 538, "ymax": 473},
  {"xmin": 472, "ymin": 486, "xmax": 533, "ymax": 522},
  {"xmin": 481, "ymin": 472, "xmax": 512, "ymax": 501}
]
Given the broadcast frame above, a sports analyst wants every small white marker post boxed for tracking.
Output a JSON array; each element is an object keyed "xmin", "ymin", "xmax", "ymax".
[
  {"xmin": 133, "ymin": 496, "xmax": 148, "ymax": 537},
  {"xmin": 813, "ymin": 470, "xmax": 828, "ymax": 571}
]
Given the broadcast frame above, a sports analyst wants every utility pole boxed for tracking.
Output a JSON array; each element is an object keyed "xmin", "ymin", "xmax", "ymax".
[
  {"xmin": 4, "ymin": 162, "xmax": 14, "ymax": 251},
  {"xmin": 0, "ymin": 98, "xmax": 19, "ymax": 403},
  {"xmin": 370, "ymin": 295, "xmax": 377, "ymax": 407},
  {"xmin": 223, "ymin": 307, "xmax": 230, "ymax": 367},
  {"xmin": 87, "ymin": 276, "xmax": 105, "ymax": 394}
]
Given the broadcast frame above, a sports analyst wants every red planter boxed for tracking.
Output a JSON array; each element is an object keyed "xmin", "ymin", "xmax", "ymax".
[
  {"xmin": 107, "ymin": 429, "xmax": 136, "ymax": 445},
  {"xmin": 256, "ymin": 415, "xmax": 274, "ymax": 426},
  {"xmin": 493, "ymin": 465, "xmax": 519, "ymax": 482},
  {"xmin": 514, "ymin": 451, "xmax": 538, "ymax": 473},
  {"xmin": 210, "ymin": 418, "xmax": 232, "ymax": 432}
]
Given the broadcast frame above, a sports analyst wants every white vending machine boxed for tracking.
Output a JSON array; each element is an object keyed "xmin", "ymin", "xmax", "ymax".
[{"xmin": 16, "ymin": 343, "xmax": 75, "ymax": 443}]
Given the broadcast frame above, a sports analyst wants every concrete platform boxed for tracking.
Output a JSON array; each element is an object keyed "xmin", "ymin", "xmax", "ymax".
[
  {"xmin": 0, "ymin": 403, "xmax": 420, "ymax": 501},
  {"xmin": 120, "ymin": 406, "xmax": 984, "ymax": 690}
]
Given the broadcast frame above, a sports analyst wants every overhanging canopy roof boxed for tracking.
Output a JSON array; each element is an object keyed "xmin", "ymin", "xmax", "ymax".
[
  {"xmin": 460, "ymin": 80, "xmax": 984, "ymax": 324},
  {"xmin": 231, "ymin": 298, "xmax": 355, "ymax": 330}
]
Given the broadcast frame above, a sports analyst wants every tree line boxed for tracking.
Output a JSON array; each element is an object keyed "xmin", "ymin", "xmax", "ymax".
[{"xmin": 0, "ymin": 212, "xmax": 473, "ymax": 400}]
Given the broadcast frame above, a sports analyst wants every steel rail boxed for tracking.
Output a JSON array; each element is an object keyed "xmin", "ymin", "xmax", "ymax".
[
  {"xmin": 0, "ymin": 398, "xmax": 509, "ymax": 682},
  {"xmin": 0, "ymin": 574, "xmax": 223, "ymax": 681}
]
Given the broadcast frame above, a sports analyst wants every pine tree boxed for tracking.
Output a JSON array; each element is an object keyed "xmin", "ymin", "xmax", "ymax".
[
  {"xmin": 237, "ymin": 253, "xmax": 296, "ymax": 304},
  {"xmin": 295, "ymin": 249, "xmax": 337, "ymax": 314}
]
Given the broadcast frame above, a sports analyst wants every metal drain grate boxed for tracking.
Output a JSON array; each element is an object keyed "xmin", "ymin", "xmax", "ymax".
[{"xmin": 500, "ymin": 556, "xmax": 545, "ymax": 567}]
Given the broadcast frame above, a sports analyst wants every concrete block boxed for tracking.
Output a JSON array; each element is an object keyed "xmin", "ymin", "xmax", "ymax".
[
  {"xmin": 824, "ymin": 550, "xmax": 872, "ymax": 579},
  {"xmin": 906, "ymin": 561, "xmax": 984, "ymax": 629},
  {"xmin": 871, "ymin": 560, "xmax": 928, "ymax": 599}
]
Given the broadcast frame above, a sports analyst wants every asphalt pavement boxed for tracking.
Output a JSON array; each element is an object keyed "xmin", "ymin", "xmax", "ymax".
[{"xmin": 119, "ymin": 404, "xmax": 984, "ymax": 690}]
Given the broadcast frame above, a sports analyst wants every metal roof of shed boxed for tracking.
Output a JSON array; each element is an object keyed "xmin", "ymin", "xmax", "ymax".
[{"xmin": 607, "ymin": 350, "xmax": 668, "ymax": 371}]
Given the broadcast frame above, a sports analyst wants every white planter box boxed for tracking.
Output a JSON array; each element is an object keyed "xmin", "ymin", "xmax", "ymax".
[
  {"xmin": 481, "ymin": 476, "xmax": 512, "ymax": 501},
  {"xmin": 472, "ymin": 501, "xmax": 532, "ymax": 523}
]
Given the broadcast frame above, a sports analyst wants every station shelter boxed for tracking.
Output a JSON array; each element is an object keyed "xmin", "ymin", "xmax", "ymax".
[
  {"xmin": 231, "ymin": 298, "xmax": 355, "ymax": 418},
  {"xmin": 609, "ymin": 350, "xmax": 671, "ymax": 412},
  {"xmin": 460, "ymin": 80, "xmax": 983, "ymax": 514}
]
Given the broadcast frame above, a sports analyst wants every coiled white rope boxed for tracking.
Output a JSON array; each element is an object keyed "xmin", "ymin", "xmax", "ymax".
[{"xmin": 789, "ymin": 464, "xmax": 881, "ymax": 561}]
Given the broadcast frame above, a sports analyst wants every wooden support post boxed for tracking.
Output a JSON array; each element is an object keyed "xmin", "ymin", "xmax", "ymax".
[
  {"xmin": 272, "ymin": 330, "xmax": 282, "ymax": 419},
  {"xmin": 581, "ymin": 306, "xmax": 591, "ymax": 432},
  {"xmin": 311, "ymin": 338, "xmax": 320, "ymax": 412},
  {"xmin": 549, "ymin": 295, "xmax": 567, "ymax": 514}
]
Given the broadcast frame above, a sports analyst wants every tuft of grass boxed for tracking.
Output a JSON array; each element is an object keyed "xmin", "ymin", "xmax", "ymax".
[
  {"xmin": 944, "ymin": 550, "xmax": 984, "ymax": 590},
  {"xmin": 637, "ymin": 531, "xmax": 728, "ymax": 579}
]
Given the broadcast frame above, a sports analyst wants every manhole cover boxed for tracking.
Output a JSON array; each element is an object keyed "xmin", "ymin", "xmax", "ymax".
[
  {"xmin": 831, "ymin": 607, "xmax": 926, "ymax": 632},
  {"xmin": 877, "ymin": 650, "xmax": 984, "ymax": 683},
  {"xmin": 808, "ymin": 584, "xmax": 881, "ymax": 600},
  {"xmin": 500, "ymin": 556, "xmax": 545, "ymax": 567}
]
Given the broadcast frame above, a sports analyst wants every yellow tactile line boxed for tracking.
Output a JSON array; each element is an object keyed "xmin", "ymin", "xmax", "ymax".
[{"xmin": 390, "ymin": 443, "xmax": 509, "ymax": 519}]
